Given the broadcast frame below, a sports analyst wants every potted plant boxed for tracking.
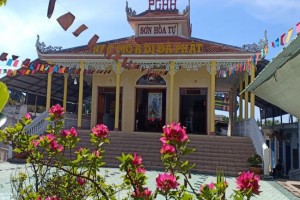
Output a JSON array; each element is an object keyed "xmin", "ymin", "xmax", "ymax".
[{"xmin": 247, "ymin": 154, "xmax": 263, "ymax": 175}]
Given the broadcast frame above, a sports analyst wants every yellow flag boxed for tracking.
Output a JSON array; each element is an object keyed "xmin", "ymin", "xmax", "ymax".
[
  {"xmin": 286, "ymin": 28, "xmax": 293, "ymax": 44},
  {"xmin": 264, "ymin": 45, "xmax": 268, "ymax": 55}
]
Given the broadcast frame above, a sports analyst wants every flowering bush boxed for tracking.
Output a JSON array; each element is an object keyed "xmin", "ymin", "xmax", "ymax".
[{"xmin": 0, "ymin": 104, "xmax": 261, "ymax": 199}]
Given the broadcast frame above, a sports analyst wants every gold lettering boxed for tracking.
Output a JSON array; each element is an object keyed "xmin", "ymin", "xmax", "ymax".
[
  {"xmin": 92, "ymin": 45, "xmax": 100, "ymax": 54},
  {"xmin": 189, "ymin": 43, "xmax": 197, "ymax": 54},
  {"xmin": 196, "ymin": 43, "xmax": 203, "ymax": 53},
  {"xmin": 157, "ymin": 44, "xmax": 165, "ymax": 54},
  {"xmin": 175, "ymin": 44, "xmax": 181, "ymax": 53},
  {"xmin": 165, "ymin": 43, "xmax": 172, "ymax": 54},
  {"xmin": 125, "ymin": 44, "xmax": 133, "ymax": 54},
  {"xmin": 180, "ymin": 44, "xmax": 189, "ymax": 54},
  {"xmin": 144, "ymin": 44, "xmax": 152, "ymax": 54},
  {"xmin": 135, "ymin": 44, "xmax": 142, "ymax": 54},
  {"xmin": 116, "ymin": 44, "xmax": 125, "ymax": 54}
]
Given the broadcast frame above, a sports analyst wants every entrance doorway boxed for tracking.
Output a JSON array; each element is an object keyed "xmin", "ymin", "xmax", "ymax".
[
  {"xmin": 97, "ymin": 87, "xmax": 122, "ymax": 131},
  {"xmin": 180, "ymin": 88, "xmax": 207, "ymax": 134},
  {"xmin": 135, "ymin": 88, "xmax": 166, "ymax": 132}
]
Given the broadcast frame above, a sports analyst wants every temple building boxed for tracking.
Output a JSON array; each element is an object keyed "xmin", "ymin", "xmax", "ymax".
[{"xmin": 2, "ymin": 1, "xmax": 262, "ymax": 135}]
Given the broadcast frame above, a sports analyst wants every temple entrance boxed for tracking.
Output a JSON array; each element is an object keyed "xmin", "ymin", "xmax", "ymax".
[
  {"xmin": 180, "ymin": 88, "xmax": 207, "ymax": 134},
  {"xmin": 135, "ymin": 88, "xmax": 166, "ymax": 132},
  {"xmin": 97, "ymin": 87, "xmax": 122, "ymax": 131}
]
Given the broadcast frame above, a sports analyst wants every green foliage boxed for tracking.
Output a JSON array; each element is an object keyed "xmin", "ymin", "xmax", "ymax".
[{"xmin": 247, "ymin": 154, "xmax": 262, "ymax": 167}]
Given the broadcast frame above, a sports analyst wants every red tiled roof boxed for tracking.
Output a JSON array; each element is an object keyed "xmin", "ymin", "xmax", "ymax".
[{"xmin": 39, "ymin": 36, "xmax": 249, "ymax": 55}]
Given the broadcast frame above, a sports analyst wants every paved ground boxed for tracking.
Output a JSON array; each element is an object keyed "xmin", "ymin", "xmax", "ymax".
[{"xmin": 0, "ymin": 161, "xmax": 299, "ymax": 200}]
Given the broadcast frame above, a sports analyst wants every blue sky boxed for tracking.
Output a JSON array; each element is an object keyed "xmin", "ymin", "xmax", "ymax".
[{"xmin": 0, "ymin": 0, "xmax": 300, "ymax": 120}]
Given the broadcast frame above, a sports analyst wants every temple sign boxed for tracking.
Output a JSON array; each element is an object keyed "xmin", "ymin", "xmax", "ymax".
[{"xmin": 149, "ymin": 0, "xmax": 177, "ymax": 11}]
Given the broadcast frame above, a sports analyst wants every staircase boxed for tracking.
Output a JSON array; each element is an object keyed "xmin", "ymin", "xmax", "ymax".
[{"xmin": 76, "ymin": 131, "xmax": 256, "ymax": 177}]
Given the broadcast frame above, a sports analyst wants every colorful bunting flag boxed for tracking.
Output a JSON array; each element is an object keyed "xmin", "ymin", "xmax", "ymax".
[
  {"xmin": 6, "ymin": 59, "xmax": 13, "ymax": 66},
  {"xmin": 12, "ymin": 55, "xmax": 19, "ymax": 60},
  {"xmin": 73, "ymin": 24, "xmax": 88, "ymax": 37},
  {"xmin": 271, "ymin": 42, "xmax": 275, "ymax": 48},
  {"xmin": 264, "ymin": 45, "xmax": 268, "ymax": 55},
  {"xmin": 0, "ymin": 52, "xmax": 8, "ymax": 61},
  {"xmin": 296, "ymin": 22, "xmax": 300, "ymax": 34},
  {"xmin": 57, "ymin": 12, "xmax": 75, "ymax": 31},
  {"xmin": 12, "ymin": 60, "xmax": 19, "ymax": 67},
  {"xmin": 275, "ymin": 38, "xmax": 279, "ymax": 47},
  {"xmin": 87, "ymin": 34, "xmax": 99, "ymax": 49},
  {"xmin": 47, "ymin": 0, "xmax": 56, "ymax": 19},
  {"xmin": 286, "ymin": 28, "xmax": 293, "ymax": 44},
  {"xmin": 280, "ymin": 33, "xmax": 286, "ymax": 45}
]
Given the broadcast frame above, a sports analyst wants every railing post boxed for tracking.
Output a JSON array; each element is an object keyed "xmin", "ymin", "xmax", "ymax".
[{"xmin": 263, "ymin": 144, "xmax": 270, "ymax": 175}]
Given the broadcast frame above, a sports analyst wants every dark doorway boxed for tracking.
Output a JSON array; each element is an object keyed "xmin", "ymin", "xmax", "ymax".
[
  {"xmin": 97, "ymin": 87, "xmax": 122, "ymax": 131},
  {"xmin": 180, "ymin": 88, "xmax": 207, "ymax": 134},
  {"xmin": 135, "ymin": 88, "xmax": 166, "ymax": 132}
]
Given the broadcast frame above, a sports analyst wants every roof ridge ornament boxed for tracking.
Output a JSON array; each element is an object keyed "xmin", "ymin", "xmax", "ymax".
[
  {"xmin": 242, "ymin": 30, "xmax": 268, "ymax": 52},
  {"xmin": 126, "ymin": 1, "xmax": 136, "ymax": 17},
  {"xmin": 36, "ymin": 35, "xmax": 63, "ymax": 53}
]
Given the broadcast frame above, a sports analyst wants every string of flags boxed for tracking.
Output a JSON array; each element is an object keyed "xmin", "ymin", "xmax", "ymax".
[
  {"xmin": 271, "ymin": 22, "xmax": 300, "ymax": 48},
  {"xmin": 47, "ymin": 0, "xmax": 99, "ymax": 49}
]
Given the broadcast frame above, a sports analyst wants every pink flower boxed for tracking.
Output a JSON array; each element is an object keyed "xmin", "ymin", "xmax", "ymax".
[
  {"xmin": 69, "ymin": 127, "xmax": 78, "ymax": 137},
  {"xmin": 209, "ymin": 182, "xmax": 215, "ymax": 189},
  {"xmin": 132, "ymin": 187, "xmax": 152, "ymax": 198},
  {"xmin": 92, "ymin": 124, "xmax": 109, "ymax": 139},
  {"xmin": 236, "ymin": 171, "xmax": 260, "ymax": 195},
  {"xmin": 61, "ymin": 127, "xmax": 78, "ymax": 138},
  {"xmin": 132, "ymin": 152, "xmax": 142, "ymax": 166},
  {"xmin": 94, "ymin": 150, "xmax": 100, "ymax": 158},
  {"xmin": 32, "ymin": 140, "xmax": 39, "ymax": 147},
  {"xmin": 137, "ymin": 167, "xmax": 146, "ymax": 174},
  {"xmin": 45, "ymin": 196, "xmax": 61, "ymax": 200},
  {"xmin": 156, "ymin": 173, "xmax": 178, "ymax": 192},
  {"xmin": 25, "ymin": 113, "xmax": 31, "ymax": 120},
  {"xmin": 36, "ymin": 196, "xmax": 42, "ymax": 200},
  {"xmin": 49, "ymin": 104, "xmax": 64, "ymax": 118},
  {"xmin": 50, "ymin": 140, "xmax": 63, "ymax": 152},
  {"xmin": 160, "ymin": 143, "xmax": 176, "ymax": 154},
  {"xmin": 46, "ymin": 134, "xmax": 55, "ymax": 142},
  {"xmin": 61, "ymin": 130, "xmax": 70, "ymax": 137},
  {"xmin": 161, "ymin": 122, "xmax": 188, "ymax": 143},
  {"xmin": 77, "ymin": 177, "xmax": 87, "ymax": 185}
]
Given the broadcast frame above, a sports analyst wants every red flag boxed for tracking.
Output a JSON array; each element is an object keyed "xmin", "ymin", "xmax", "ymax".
[
  {"xmin": 280, "ymin": 33, "xmax": 286, "ymax": 45},
  {"xmin": 47, "ymin": 0, "xmax": 56, "ymax": 19},
  {"xmin": 57, "ymin": 12, "xmax": 75, "ymax": 31},
  {"xmin": 12, "ymin": 60, "xmax": 19, "ymax": 67},
  {"xmin": 296, "ymin": 22, "xmax": 300, "ymax": 34},
  {"xmin": 22, "ymin": 58, "xmax": 31, "ymax": 68},
  {"xmin": 73, "ymin": 24, "xmax": 88, "ymax": 37},
  {"xmin": 0, "ymin": 52, "xmax": 8, "ymax": 61},
  {"xmin": 271, "ymin": 42, "xmax": 275, "ymax": 48},
  {"xmin": 87, "ymin": 34, "xmax": 99, "ymax": 49}
]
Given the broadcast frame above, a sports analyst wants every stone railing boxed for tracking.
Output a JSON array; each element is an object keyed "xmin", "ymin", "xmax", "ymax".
[
  {"xmin": 24, "ymin": 111, "xmax": 49, "ymax": 135},
  {"xmin": 234, "ymin": 118, "xmax": 270, "ymax": 175}
]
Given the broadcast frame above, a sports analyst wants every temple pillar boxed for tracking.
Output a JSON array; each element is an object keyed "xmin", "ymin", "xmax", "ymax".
[
  {"xmin": 46, "ymin": 72, "xmax": 52, "ymax": 110},
  {"xmin": 244, "ymin": 71, "xmax": 249, "ymax": 119},
  {"xmin": 239, "ymin": 76, "xmax": 243, "ymax": 121},
  {"xmin": 77, "ymin": 61, "xmax": 84, "ymax": 128},
  {"xmin": 169, "ymin": 61, "xmax": 175, "ymax": 123},
  {"xmin": 228, "ymin": 91, "xmax": 233, "ymax": 137},
  {"xmin": 250, "ymin": 63, "xmax": 255, "ymax": 118},
  {"xmin": 114, "ymin": 62, "xmax": 122, "ymax": 130},
  {"xmin": 63, "ymin": 74, "xmax": 69, "ymax": 110},
  {"xmin": 209, "ymin": 61, "xmax": 216, "ymax": 135}
]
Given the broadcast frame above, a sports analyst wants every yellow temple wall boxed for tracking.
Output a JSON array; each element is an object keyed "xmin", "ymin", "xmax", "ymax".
[{"xmin": 91, "ymin": 66, "xmax": 212, "ymax": 134}]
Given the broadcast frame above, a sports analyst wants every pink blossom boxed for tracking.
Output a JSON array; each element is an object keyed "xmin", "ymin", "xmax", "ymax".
[
  {"xmin": 49, "ymin": 104, "xmax": 64, "ymax": 118},
  {"xmin": 69, "ymin": 127, "xmax": 78, "ymax": 137},
  {"xmin": 162, "ymin": 122, "xmax": 188, "ymax": 143},
  {"xmin": 45, "ymin": 196, "xmax": 61, "ymax": 200},
  {"xmin": 77, "ymin": 177, "xmax": 87, "ymax": 185},
  {"xmin": 160, "ymin": 143, "xmax": 176, "ymax": 154},
  {"xmin": 36, "ymin": 196, "xmax": 42, "ymax": 200},
  {"xmin": 137, "ymin": 167, "xmax": 146, "ymax": 174},
  {"xmin": 209, "ymin": 182, "xmax": 215, "ymax": 189},
  {"xmin": 39, "ymin": 136, "xmax": 44, "ymax": 141},
  {"xmin": 94, "ymin": 150, "xmax": 100, "ymax": 158},
  {"xmin": 132, "ymin": 187, "xmax": 152, "ymax": 198},
  {"xmin": 25, "ymin": 113, "xmax": 31, "ymax": 120},
  {"xmin": 32, "ymin": 140, "xmax": 39, "ymax": 147},
  {"xmin": 61, "ymin": 130, "xmax": 70, "ymax": 137},
  {"xmin": 132, "ymin": 152, "xmax": 142, "ymax": 166},
  {"xmin": 50, "ymin": 140, "xmax": 63, "ymax": 152},
  {"xmin": 46, "ymin": 134, "xmax": 55, "ymax": 142},
  {"xmin": 156, "ymin": 173, "xmax": 178, "ymax": 192},
  {"xmin": 236, "ymin": 171, "xmax": 260, "ymax": 195},
  {"xmin": 92, "ymin": 124, "xmax": 109, "ymax": 139}
]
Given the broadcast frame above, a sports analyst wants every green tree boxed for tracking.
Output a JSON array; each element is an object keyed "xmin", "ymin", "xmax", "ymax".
[{"xmin": 0, "ymin": 0, "xmax": 7, "ymax": 7}]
